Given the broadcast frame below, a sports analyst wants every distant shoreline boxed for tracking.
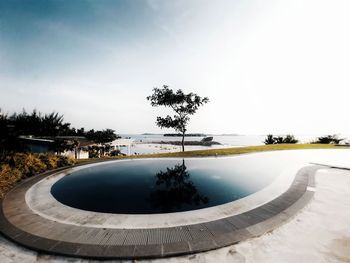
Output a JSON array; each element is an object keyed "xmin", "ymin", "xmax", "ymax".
[
  {"xmin": 163, "ymin": 133, "xmax": 206, "ymax": 137},
  {"xmin": 141, "ymin": 133, "xmax": 240, "ymax": 136},
  {"xmin": 148, "ymin": 140, "xmax": 221, "ymax": 146}
]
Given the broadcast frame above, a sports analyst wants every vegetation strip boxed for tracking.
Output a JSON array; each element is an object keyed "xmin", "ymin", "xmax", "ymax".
[{"xmin": 77, "ymin": 144, "xmax": 349, "ymax": 162}]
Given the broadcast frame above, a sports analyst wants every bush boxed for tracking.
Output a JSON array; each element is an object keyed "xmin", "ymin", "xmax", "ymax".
[
  {"xmin": 264, "ymin": 134, "xmax": 275, "ymax": 145},
  {"xmin": 264, "ymin": 134, "xmax": 299, "ymax": 145},
  {"xmin": 0, "ymin": 164, "xmax": 22, "ymax": 199},
  {"xmin": 109, "ymin": 149, "xmax": 121, "ymax": 157},
  {"xmin": 38, "ymin": 154, "xmax": 59, "ymax": 170},
  {"xmin": 56, "ymin": 155, "xmax": 75, "ymax": 167},
  {"xmin": 282, "ymin": 134, "xmax": 299, "ymax": 143},
  {"xmin": 8, "ymin": 153, "xmax": 47, "ymax": 178},
  {"xmin": 88, "ymin": 145, "xmax": 100, "ymax": 158},
  {"xmin": 0, "ymin": 153, "xmax": 75, "ymax": 198},
  {"xmin": 312, "ymin": 135, "xmax": 344, "ymax": 144}
]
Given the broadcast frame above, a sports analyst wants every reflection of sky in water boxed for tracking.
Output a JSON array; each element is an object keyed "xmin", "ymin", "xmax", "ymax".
[{"xmin": 51, "ymin": 150, "xmax": 350, "ymax": 214}]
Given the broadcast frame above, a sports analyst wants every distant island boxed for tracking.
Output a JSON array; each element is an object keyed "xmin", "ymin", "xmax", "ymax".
[
  {"xmin": 151, "ymin": 140, "xmax": 221, "ymax": 146},
  {"xmin": 141, "ymin": 133, "xmax": 240, "ymax": 137},
  {"xmin": 164, "ymin": 133, "xmax": 206, "ymax": 137},
  {"xmin": 151, "ymin": 136, "xmax": 221, "ymax": 146}
]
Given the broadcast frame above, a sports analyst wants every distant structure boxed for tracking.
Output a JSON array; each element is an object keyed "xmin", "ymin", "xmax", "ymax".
[
  {"xmin": 18, "ymin": 136, "xmax": 54, "ymax": 153},
  {"xmin": 113, "ymin": 138, "xmax": 133, "ymax": 156},
  {"xmin": 201, "ymin": 136, "xmax": 213, "ymax": 142},
  {"xmin": 18, "ymin": 135, "xmax": 95, "ymax": 159},
  {"xmin": 164, "ymin": 133, "xmax": 206, "ymax": 137}
]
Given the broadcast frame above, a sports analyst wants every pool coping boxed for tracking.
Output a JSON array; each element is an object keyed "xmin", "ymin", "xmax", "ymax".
[
  {"xmin": 0, "ymin": 159, "xmax": 319, "ymax": 260},
  {"xmin": 25, "ymin": 156, "xmax": 303, "ymax": 229}
]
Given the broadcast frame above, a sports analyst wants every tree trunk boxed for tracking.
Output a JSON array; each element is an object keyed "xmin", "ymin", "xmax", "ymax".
[
  {"xmin": 181, "ymin": 131, "xmax": 185, "ymax": 152},
  {"xmin": 74, "ymin": 141, "xmax": 80, "ymax": 159}
]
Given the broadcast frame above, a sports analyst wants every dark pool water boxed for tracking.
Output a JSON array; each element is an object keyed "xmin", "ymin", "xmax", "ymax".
[{"xmin": 51, "ymin": 157, "xmax": 281, "ymax": 214}]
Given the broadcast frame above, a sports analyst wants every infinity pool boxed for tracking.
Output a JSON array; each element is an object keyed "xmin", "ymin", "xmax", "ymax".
[
  {"xmin": 50, "ymin": 157, "xmax": 283, "ymax": 214},
  {"xmin": 50, "ymin": 149, "xmax": 350, "ymax": 214}
]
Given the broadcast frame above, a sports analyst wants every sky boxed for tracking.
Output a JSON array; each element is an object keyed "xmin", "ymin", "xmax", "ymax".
[{"xmin": 1, "ymin": 0, "xmax": 350, "ymax": 135}]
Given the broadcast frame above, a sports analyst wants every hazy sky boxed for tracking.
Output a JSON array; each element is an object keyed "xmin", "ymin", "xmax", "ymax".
[{"xmin": 1, "ymin": 0, "xmax": 350, "ymax": 135}]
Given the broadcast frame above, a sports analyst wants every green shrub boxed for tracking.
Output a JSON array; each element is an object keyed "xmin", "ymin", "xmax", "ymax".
[
  {"xmin": 282, "ymin": 134, "xmax": 299, "ymax": 143},
  {"xmin": 264, "ymin": 134, "xmax": 298, "ymax": 145},
  {"xmin": 311, "ymin": 135, "xmax": 344, "ymax": 144},
  {"xmin": 264, "ymin": 134, "xmax": 275, "ymax": 145}
]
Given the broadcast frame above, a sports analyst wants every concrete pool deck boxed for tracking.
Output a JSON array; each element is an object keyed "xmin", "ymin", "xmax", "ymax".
[
  {"xmin": 25, "ymin": 158, "xmax": 304, "ymax": 229},
  {"xmin": 0, "ymin": 166, "xmax": 349, "ymax": 262},
  {"xmin": 0, "ymin": 153, "xmax": 318, "ymax": 260}
]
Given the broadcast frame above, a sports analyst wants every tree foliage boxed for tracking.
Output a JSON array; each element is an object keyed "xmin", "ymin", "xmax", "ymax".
[
  {"xmin": 50, "ymin": 139, "xmax": 75, "ymax": 155},
  {"xmin": 147, "ymin": 85, "xmax": 209, "ymax": 151},
  {"xmin": 85, "ymin": 129, "xmax": 119, "ymax": 157},
  {"xmin": 85, "ymin": 129, "xmax": 118, "ymax": 144},
  {"xmin": 312, "ymin": 134, "xmax": 343, "ymax": 144},
  {"xmin": 264, "ymin": 134, "xmax": 299, "ymax": 145},
  {"xmin": 7, "ymin": 109, "xmax": 71, "ymax": 137},
  {"xmin": 0, "ymin": 109, "xmax": 120, "ymax": 156}
]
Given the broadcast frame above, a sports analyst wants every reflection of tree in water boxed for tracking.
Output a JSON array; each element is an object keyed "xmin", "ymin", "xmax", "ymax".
[{"xmin": 150, "ymin": 160, "xmax": 209, "ymax": 212}]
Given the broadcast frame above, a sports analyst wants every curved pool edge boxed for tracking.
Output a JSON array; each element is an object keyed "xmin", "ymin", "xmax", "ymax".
[
  {"xmin": 24, "ymin": 157, "xmax": 304, "ymax": 229},
  {"xmin": 0, "ymin": 160, "xmax": 319, "ymax": 259}
]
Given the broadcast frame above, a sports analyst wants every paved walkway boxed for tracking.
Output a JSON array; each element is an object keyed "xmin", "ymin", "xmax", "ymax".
[{"xmin": 0, "ymin": 167, "xmax": 349, "ymax": 262}]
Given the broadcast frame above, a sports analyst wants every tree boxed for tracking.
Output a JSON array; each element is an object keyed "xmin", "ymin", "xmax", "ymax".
[
  {"xmin": 9, "ymin": 109, "xmax": 71, "ymax": 137},
  {"xmin": 147, "ymin": 85, "xmax": 209, "ymax": 152},
  {"xmin": 50, "ymin": 139, "xmax": 74, "ymax": 155},
  {"xmin": 85, "ymin": 129, "xmax": 118, "ymax": 144},
  {"xmin": 0, "ymin": 109, "xmax": 26, "ymax": 156},
  {"xmin": 86, "ymin": 129, "xmax": 120, "ymax": 157},
  {"xmin": 0, "ymin": 108, "xmax": 120, "ymax": 157}
]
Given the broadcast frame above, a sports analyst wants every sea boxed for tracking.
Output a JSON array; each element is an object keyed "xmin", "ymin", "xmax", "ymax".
[{"xmin": 113, "ymin": 134, "xmax": 346, "ymax": 155}]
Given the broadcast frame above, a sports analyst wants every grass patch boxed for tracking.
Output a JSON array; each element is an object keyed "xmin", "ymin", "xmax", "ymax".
[{"xmin": 77, "ymin": 143, "xmax": 350, "ymax": 163}]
